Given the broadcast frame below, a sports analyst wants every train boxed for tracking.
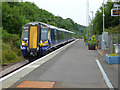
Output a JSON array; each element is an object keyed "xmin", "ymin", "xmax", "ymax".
[{"xmin": 20, "ymin": 22, "xmax": 75, "ymax": 58}]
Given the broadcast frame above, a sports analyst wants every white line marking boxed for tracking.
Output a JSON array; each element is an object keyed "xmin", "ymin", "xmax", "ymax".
[{"xmin": 96, "ymin": 60, "xmax": 114, "ymax": 89}]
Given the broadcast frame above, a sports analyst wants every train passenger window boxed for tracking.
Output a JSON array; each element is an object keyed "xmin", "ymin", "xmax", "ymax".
[
  {"xmin": 53, "ymin": 30, "xmax": 56, "ymax": 40},
  {"xmin": 58, "ymin": 31, "xmax": 61, "ymax": 40},
  {"xmin": 22, "ymin": 28, "xmax": 28, "ymax": 42},
  {"xmin": 51, "ymin": 29, "xmax": 55, "ymax": 40},
  {"xmin": 57, "ymin": 30, "xmax": 60, "ymax": 40},
  {"xmin": 41, "ymin": 27, "xmax": 48, "ymax": 41},
  {"xmin": 61, "ymin": 32, "xmax": 64, "ymax": 39},
  {"xmin": 59, "ymin": 31, "xmax": 62, "ymax": 40}
]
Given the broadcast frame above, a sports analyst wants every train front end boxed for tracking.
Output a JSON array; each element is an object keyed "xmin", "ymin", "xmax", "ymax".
[
  {"xmin": 20, "ymin": 23, "xmax": 41, "ymax": 58},
  {"xmin": 20, "ymin": 22, "xmax": 50, "ymax": 58}
]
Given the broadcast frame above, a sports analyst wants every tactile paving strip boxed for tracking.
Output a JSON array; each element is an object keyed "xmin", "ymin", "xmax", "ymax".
[{"xmin": 16, "ymin": 81, "xmax": 55, "ymax": 88}]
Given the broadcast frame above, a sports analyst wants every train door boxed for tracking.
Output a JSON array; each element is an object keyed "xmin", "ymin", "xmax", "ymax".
[
  {"xmin": 29, "ymin": 26, "xmax": 38, "ymax": 49},
  {"xmin": 28, "ymin": 24, "xmax": 40, "ymax": 56}
]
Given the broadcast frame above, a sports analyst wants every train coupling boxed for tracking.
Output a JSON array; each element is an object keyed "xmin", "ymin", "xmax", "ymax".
[{"xmin": 30, "ymin": 52, "xmax": 37, "ymax": 56}]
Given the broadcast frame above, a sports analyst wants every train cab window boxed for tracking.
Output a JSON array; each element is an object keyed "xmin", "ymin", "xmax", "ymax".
[
  {"xmin": 41, "ymin": 27, "xmax": 48, "ymax": 41},
  {"xmin": 22, "ymin": 27, "xmax": 28, "ymax": 43}
]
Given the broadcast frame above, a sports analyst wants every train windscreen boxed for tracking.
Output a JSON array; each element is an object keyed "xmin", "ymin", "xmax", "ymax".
[
  {"xmin": 22, "ymin": 27, "xmax": 28, "ymax": 43},
  {"xmin": 41, "ymin": 27, "xmax": 48, "ymax": 41}
]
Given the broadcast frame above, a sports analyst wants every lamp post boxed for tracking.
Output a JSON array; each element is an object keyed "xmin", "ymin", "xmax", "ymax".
[
  {"xmin": 102, "ymin": 0, "xmax": 106, "ymax": 50},
  {"xmin": 103, "ymin": 0, "xmax": 105, "ymax": 34},
  {"xmin": 89, "ymin": 16, "xmax": 91, "ymax": 40},
  {"xmin": 86, "ymin": 0, "xmax": 89, "ymax": 40},
  {"xmin": 90, "ymin": 11, "xmax": 94, "ymax": 35}
]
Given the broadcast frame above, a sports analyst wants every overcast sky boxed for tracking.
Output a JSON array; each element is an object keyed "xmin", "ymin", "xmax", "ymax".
[{"xmin": 24, "ymin": 0, "xmax": 105, "ymax": 26}]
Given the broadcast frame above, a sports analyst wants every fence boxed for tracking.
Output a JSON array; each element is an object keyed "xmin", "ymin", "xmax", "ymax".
[{"xmin": 96, "ymin": 33, "xmax": 120, "ymax": 54}]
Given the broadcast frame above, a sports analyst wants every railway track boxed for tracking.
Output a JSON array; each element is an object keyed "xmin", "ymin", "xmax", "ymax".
[
  {"xmin": 0, "ymin": 53, "xmax": 53, "ymax": 78},
  {"xmin": 0, "ymin": 59, "xmax": 30, "ymax": 78}
]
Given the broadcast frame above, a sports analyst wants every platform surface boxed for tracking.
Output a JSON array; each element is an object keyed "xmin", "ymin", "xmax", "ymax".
[{"xmin": 11, "ymin": 39, "xmax": 107, "ymax": 88}]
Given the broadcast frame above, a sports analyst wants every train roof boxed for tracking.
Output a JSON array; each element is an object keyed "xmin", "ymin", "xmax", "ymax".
[
  {"xmin": 58, "ymin": 28, "xmax": 74, "ymax": 34},
  {"xmin": 25, "ymin": 22, "xmax": 75, "ymax": 34}
]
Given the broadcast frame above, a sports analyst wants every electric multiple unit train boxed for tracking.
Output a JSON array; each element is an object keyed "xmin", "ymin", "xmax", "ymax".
[{"xmin": 20, "ymin": 22, "xmax": 75, "ymax": 58}]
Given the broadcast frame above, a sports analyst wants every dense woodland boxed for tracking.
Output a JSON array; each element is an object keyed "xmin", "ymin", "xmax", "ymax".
[{"xmin": 1, "ymin": 2, "xmax": 86, "ymax": 64}]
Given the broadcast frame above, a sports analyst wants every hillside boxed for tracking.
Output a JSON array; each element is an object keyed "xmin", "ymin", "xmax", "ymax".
[
  {"xmin": 2, "ymin": 2, "xmax": 86, "ymax": 36},
  {"xmin": 2, "ymin": 2, "xmax": 86, "ymax": 64}
]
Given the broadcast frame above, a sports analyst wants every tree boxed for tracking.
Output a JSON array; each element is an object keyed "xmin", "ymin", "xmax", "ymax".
[
  {"xmin": 2, "ymin": 2, "xmax": 86, "ymax": 38},
  {"xmin": 92, "ymin": 1, "xmax": 120, "ymax": 34}
]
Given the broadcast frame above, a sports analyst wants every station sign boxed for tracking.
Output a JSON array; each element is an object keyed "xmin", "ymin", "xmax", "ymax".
[
  {"xmin": 113, "ymin": 3, "xmax": 120, "ymax": 7},
  {"xmin": 111, "ymin": 9, "xmax": 120, "ymax": 16}
]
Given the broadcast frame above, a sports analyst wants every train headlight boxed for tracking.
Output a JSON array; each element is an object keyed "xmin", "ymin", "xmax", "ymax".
[
  {"xmin": 43, "ymin": 43, "xmax": 48, "ymax": 46},
  {"xmin": 40, "ymin": 40, "xmax": 49, "ymax": 47},
  {"xmin": 22, "ymin": 43, "xmax": 26, "ymax": 46},
  {"xmin": 22, "ymin": 41, "xmax": 28, "ymax": 46},
  {"xmin": 40, "ymin": 40, "xmax": 43, "ymax": 43}
]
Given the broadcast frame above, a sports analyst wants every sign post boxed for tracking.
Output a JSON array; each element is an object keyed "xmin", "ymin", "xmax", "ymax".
[
  {"xmin": 111, "ymin": 9, "xmax": 120, "ymax": 16},
  {"xmin": 111, "ymin": 3, "xmax": 120, "ymax": 16},
  {"xmin": 111, "ymin": 3, "xmax": 120, "ymax": 55}
]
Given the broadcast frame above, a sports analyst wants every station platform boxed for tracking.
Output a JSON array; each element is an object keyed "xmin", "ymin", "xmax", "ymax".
[
  {"xmin": 4, "ymin": 39, "xmax": 120, "ymax": 89},
  {"xmin": 6, "ymin": 39, "xmax": 109, "ymax": 88}
]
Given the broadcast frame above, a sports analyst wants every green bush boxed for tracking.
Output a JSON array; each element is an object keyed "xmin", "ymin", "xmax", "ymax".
[
  {"xmin": 89, "ymin": 35, "xmax": 97, "ymax": 44},
  {"xmin": 5, "ymin": 51, "xmax": 17, "ymax": 61},
  {"xmin": 2, "ymin": 29, "xmax": 23, "ymax": 64},
  {"xmin": 2, "ymin": 30, "xmax": 20, "ymax": 46},
  {"xmin": 2, "ymin": 42, "xmax": 17, "ymax": 63}
]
